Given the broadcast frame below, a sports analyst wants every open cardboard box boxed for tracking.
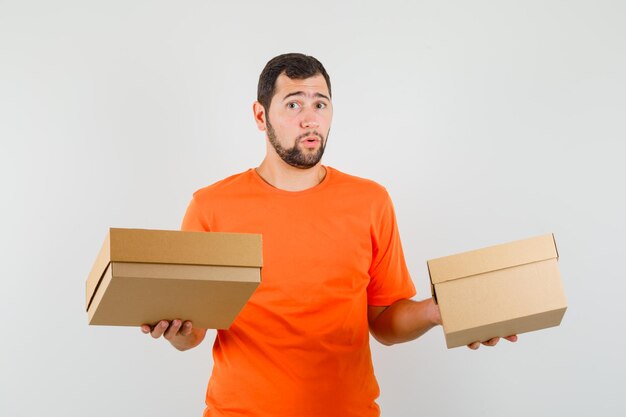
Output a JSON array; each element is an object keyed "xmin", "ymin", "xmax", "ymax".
[
  {"xmin": 86, "ymin": 228, "xmax": 262, "ymax": 329},
  {"xmin": 427, "ymin": 234, "xmax": 567, "ymax": 348}
]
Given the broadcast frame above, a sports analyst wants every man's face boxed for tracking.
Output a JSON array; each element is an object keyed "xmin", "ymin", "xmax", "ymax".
[{"xmin": 263, "ymin": 73, "xmax": 333, "ymax": 169}]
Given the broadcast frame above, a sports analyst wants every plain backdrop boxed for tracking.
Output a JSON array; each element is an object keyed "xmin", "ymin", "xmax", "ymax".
[{"xmin": 1, "ymin": 1, "xmax": 625, "ymax": 416}]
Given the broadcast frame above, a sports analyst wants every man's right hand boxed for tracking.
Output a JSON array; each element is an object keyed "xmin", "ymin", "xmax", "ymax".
[{"xmin": 141, "ymin": 319, "xmax": 207, "ymax": 351}]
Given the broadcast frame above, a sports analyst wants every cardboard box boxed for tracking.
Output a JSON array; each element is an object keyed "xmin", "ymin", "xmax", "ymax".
[
  {"xmin": 427, "ymin": 234, "xmax": 567, "ymax": 348},
  {"xmin": 86, "ymin": 228, "xmax": 262, "ymax": 329}
]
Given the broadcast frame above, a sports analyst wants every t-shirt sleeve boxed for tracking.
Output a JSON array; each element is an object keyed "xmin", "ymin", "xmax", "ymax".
[
  {"xmin": 366, "ymin": 191, "xmax": 416, "ymax": 306},
  {"xmin": 180, "ymin": 195, "xmax": 210, "ymax": 232}
]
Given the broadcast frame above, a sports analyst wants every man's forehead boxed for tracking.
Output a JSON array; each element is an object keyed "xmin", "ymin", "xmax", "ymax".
[{"xmin": 274, "ymin": 73, "xmax": 330, "ymax": 99}]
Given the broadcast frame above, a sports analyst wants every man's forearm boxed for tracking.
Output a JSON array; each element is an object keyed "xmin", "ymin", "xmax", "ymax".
[{"xmin": 368, "ymin": 298, "xmax": 441, "ymax": 346}]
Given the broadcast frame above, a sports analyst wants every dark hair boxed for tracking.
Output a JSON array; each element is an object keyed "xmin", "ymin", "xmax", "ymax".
[{"xmin": 257, "ymin": 53, "xmax": 332, "ymax": 111}]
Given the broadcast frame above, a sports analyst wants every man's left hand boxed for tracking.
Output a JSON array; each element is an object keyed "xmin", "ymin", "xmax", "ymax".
[{"xmin": 467, "ymin": 335, "xmax": 518, "ymax": 350}]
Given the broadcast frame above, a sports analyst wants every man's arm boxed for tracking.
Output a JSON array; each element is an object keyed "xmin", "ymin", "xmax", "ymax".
[
  {"xmin": 368, "ymin": 298, "xmax": 441, "ymax": 346},
  {"xmin": 141, "ymin": 320, "xmax": 207, "ymax": 351},
  {"xmin": 368, "ymin": 298, "xmax": 517, "ymax": 349}
]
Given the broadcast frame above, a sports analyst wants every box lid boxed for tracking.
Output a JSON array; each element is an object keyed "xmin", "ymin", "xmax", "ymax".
[
  {"xmin": 86, "ymin": 228, "xmax": 263, "ymax": 310},
  {"xmin": 427, "ymin": 234, "xmax": 558, "ymax": 285}
]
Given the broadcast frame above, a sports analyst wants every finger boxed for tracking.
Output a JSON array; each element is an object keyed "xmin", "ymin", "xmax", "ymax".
[
  {"xmin": 164, "ymin": 319, "xmax": 182, "ymax": 340},
  {"xmin": 140, "ymin": 324, "xmax": 151, "ymax": 334},
  {"xmin": 467, "ymin": 341, "xmax": 480, "ymax": 350},
  {"xmin": 482, "ymin": 337, "xmax": 500, "ymax": 347},
  {"xmin": 180, "ymin": 321, "xmax": 193, "ymax": 337},
  {"xmin": 504, "ymin": 335, "xmax": 518, "ymax": 343},
  {"xmin": 150, "ymin": 320, "xmax": 169, "ymax": 339}
]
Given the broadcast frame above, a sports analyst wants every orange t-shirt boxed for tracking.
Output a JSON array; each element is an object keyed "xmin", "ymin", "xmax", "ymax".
[{"xmin": 182, "ymin": 166, "xmax": 416, "ymax": 417}]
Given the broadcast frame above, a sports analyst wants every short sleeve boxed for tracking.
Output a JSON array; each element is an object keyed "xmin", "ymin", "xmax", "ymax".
[
  {"xmin": 181, "ymin": 196, "xmax": 210, "ymax": 232},
  {"xmin": 366, "ymin": 191, "xmax": 416, "ymax": 306}
]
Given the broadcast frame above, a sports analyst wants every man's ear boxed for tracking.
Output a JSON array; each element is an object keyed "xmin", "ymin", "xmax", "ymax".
[{"xmin": 252, "ymin": 101, "xmax": 267, "ymax": 132}]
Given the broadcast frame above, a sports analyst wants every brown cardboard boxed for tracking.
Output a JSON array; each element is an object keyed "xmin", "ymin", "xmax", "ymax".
[
  {"xmin": 427, "ymin": 234, "xmax": 567, "ymax": 348},
  {"xmin": 86, "ymin": 228, "xmax": 262, "ymax": 329}
]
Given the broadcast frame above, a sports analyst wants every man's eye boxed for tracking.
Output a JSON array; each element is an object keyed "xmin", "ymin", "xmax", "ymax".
[
  {"xmin": 287, "ymin": 102, "xmax": 300, "ymax": 109},
  {"xmin": 316, "ymin": 102, "xmax": 327, "ymax": 109}
]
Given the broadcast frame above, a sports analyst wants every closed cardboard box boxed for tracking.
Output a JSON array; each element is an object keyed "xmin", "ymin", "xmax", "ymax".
[
  {"xmin": 86, "ymin": 228, "xmax": 262, "ymax": 329},
  {"xmin": 427, "ymin": 234, "xmax": 567, "ymax": 348}
]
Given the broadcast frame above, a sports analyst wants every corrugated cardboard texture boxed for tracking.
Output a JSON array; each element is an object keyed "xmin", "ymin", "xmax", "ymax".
[
  {"xmin": 428, "ymin": 234, "xmax": 557, "ymax": 284},
  {"xmin": 444, "ymin": 308, "xmax": 567, "ymax": 349},
  {"xmin": 428, "ymin": 234, "xmax": 567, "ymax": 348},
  {"xmin": 108, "ymin": 228, "xmax": 262, "ymax": 267},
  {"xmin": 88, "ymin": 262, "xmax": 260, "ymax": 328}
]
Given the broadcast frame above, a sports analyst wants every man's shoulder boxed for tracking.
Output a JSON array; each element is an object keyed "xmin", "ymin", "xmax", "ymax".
[
  {"xmin": 192, "ymin": 169, "xmax": 254, "ymax": 200},
  {"xmin": 328, "ymin": 167, "xmax": 389, "ymax": 198}
]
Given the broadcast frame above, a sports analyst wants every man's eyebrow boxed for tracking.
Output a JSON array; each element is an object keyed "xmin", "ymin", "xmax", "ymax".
[{"xmin": 282, "ymin": 91, "xmax": 330, "ymax": 101}]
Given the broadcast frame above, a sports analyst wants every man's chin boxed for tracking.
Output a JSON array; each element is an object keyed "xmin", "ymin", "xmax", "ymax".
[
  {"xmin": 285, "ymin": 154, "xmax": 324, "ymax": 169},
  {"xmin": 287, "ymin": 160, "xmax": 321, "ymax": 170}
]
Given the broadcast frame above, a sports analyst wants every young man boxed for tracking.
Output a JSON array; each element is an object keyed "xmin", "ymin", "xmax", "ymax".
[{"xmin": 142, "ymin": 53, "xmax": 516, "ymax": 417}]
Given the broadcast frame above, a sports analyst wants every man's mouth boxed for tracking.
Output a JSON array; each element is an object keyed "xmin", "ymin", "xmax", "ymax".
[
  {"xmin": 300, "ymin": 137, "xmax": 320, "ymax": 148},
  {"xmin": 297, "ymin": 132, "xmax": 323, "ymax": 147}
]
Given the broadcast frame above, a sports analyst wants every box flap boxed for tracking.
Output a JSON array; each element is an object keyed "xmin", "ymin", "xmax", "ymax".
[
  {"xmin": 85, "ymin": 233, "xmax": 111, "ymax": 309},
  {"xmin": 427, "ymin": 234, "xmax": 557, "ymax": 284},
  {"xmin": 86, "ymin": 262, "xmax": 113, "ymax": 315}
]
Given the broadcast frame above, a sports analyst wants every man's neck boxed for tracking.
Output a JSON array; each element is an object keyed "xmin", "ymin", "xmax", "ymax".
[{"xmin": 256, "ymin": 159, "xmax": 327, "ymax": 192}]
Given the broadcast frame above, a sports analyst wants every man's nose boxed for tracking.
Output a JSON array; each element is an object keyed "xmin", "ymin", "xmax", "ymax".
[
  {"xmin": 300, "ymin": 114, "xmax": 319, "ymax": 129},
  {"xmin": 300, "ymin": 105, "xmax": 320, "ymax": 129}
]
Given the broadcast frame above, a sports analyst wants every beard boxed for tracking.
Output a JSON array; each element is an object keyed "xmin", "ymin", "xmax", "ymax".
[{"xmin": 266, "ymin": 118, "xmax": 328, "ymax": 169}]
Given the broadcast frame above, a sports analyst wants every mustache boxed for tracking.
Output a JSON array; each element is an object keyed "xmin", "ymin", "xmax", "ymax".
[{"xmin": 296, "ymin": 131, "xmax": 324, "ymax": 141}]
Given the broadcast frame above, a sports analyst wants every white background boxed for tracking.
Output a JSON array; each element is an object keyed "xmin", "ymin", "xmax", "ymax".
[{"xmin": 1, "ymin": 1, "xmax": 624, "ymax": 416}]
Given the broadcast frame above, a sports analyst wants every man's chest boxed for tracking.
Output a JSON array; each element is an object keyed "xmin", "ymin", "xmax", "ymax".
[{"xmin": 207, "ymin": 196, "xmax": 374, "ymax": 298}]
